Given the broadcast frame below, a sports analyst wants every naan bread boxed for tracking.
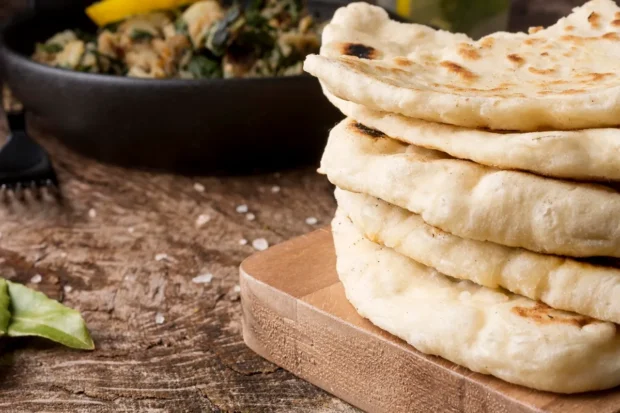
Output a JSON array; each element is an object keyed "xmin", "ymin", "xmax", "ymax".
[
  {"xmin": 320, "ymin": 2, "xmax": 467, "ymax": 59},
  {"xmin": 322, "ymin": 119, "xmax": 620, "ymax": 258},
  {"xmin": 332, "ymin": 210, "xmax": 620, "ymax": 393},
  {"xmin": 336, "ymin": 188, "xmax": 620, "ymax": 323},
  {"xmin": 317, "ymin": 2, "xmax": 620, "ymax": 180},
  {"xmin": 328, "ymin": 93, "xmax": 620, "ymax": 181},
  {"xmin": 306, "ymin": 0, "xmax": 620, "ymax": 131}
]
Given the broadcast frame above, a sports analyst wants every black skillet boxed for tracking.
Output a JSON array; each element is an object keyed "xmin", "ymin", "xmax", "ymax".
[{"xmin": 0, "ymin": 1, "xmax": 354, "ymax": 175}]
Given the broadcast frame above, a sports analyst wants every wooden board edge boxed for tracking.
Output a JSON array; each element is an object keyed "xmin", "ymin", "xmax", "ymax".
[{"xmin": 240, "ymin": 263, "xmax": 543, "ymax": 413}]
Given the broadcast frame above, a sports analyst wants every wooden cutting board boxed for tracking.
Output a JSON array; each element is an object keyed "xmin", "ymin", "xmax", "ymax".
[{"xmin": 240, "ymin": 228, "xmax": 620, "ymax": 413}]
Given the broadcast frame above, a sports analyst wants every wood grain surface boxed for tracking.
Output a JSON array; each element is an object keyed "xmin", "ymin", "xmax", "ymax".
[
  {"xmin": 242, "ymin": 229, "xmax": 620, "ymax": 413},
  {"xmin": 0, "ymin": 117, "xmax": 363, "ymax": 412}
]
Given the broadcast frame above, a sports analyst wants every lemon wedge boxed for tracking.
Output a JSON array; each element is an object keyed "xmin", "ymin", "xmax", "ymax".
[{"xmin": 86, "ymin": 0, "xmax": 202, "ymax": 27}]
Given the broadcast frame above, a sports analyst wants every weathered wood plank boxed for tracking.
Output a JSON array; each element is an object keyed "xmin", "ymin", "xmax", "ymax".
[
  {"xmin": 0, "ymin": 114, "xmax": 363, "ymax": 411},
  {"xmin": 242, "ymin": 229, "xmax": 620, "ymax": 413}
]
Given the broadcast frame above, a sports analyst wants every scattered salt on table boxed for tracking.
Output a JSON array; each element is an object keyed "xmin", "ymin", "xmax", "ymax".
[
  {"xmin": 192, "ymin": 273, "xmax": 213, "ymax": 284},
  {"xmin": 252, "ymin": 238, "xmax": 269, "ymax": 251},
  {"xmin": 155, "ymin": 312, "xmax": 165, "ymax": 324},
  {"xmin": 196, "ymin": 214, "xmax": 211, "ymax": 227}
]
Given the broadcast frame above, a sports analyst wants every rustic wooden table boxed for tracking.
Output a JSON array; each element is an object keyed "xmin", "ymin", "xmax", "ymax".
[
  {"xmin": 0, "ymin": 1, "xmax": 579, "ymax": 412},
  {"xmin": 0, "ymin": 120, "xmax": 350, "ymax": 413}
]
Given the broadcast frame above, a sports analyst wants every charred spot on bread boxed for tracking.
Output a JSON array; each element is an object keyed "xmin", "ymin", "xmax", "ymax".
[
  {"xmin": 342, "ymin": 43, "xmax": 379, "ymax": 60},
  {"xmin": 512, "ymin": 302, "xmax": 600, "ymax": 328},
  {"xmin": 439, "ymin": 61, "xmax": 478, "ymax": 81},
  {"xmin": 351, "ymin": 122, "xmax": 386, "ymax": 139}
]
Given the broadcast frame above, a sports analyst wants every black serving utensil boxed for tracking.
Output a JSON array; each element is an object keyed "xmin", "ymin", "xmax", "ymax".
[
  {"xmin": 0, "ymin": 110, "xmax": 58, "ymax": 191},
  {"xmin": 0, "ymin": 84, "xmax": 58, "ymax": 195},
  {"xmin": 0, "ymin": 1, "xmax": 58, "ymax": 195}
]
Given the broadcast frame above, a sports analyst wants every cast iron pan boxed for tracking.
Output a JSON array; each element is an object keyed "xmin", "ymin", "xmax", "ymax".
[{"xmin": 0, "ymin": 1, "xmax": 350, "ymax": 174}]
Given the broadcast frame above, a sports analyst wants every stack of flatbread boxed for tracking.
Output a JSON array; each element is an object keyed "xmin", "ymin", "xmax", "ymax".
[{"xmin": 304, "ymin": 0, "xmax": 620, "ymax": 394}]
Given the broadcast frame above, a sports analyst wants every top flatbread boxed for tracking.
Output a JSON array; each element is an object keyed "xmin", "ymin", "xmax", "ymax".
[
  {"xmin": 317, "ymin": 2, "xmax": 620, "ymax": 181},
  {"xmin": 306, "ymin": 0, "xmax": 620, "ymax": 131}
]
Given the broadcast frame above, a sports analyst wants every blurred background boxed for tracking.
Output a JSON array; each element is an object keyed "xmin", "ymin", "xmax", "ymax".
[
  {"xmin": 0, "ymin": 0, "xmax": 595, "ymax": 33},
  {"xmin": 0, "ymin": 0, "xmax": 599, "ymax": 176}
]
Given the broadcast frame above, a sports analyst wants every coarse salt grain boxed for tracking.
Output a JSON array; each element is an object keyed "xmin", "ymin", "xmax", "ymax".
[
  {"xmin": 305, "ymin": 217, "xmax": 318, "ymax": 225},
  {"xmin": 196, "ymin": 214, "xmax": 211, "ymax": 227},
  {"xmin": 155, "ymin": 312, "xmax": 165, "ymax": 324},
  {"xmin": 63, "ymin": 285, "xmax": 73, "ymax": 293},
  {"xmin": 236, "ymin": 204, "xmax": 248, "ymax": 213},
  {"xmin": 88, "ymin": 208, "xmax": 97, "ymax": 218},
  {"xmin": 238, "ymin": 238, "xmax": 248, "ymax": 246},
  {"xmin": 193, "ymin": 183, "xmax": 205, "ymax": 192},
  {"xmin": 155, "ymin": 253, "xmax": 169, "ymax": 261},
  {"xmin": 246, "ymin": 213, "xmax": 256, "ymax": 221},
  {"xmin": 30, "ymin": 274, "xmax": 42, "ymax": 284},
  {"xmin": 252, "ymin": 238, "xmax": 269, "ymax": 251},
  {"xmin": 271, "ymin": 185, "xmax": 281, "ymax": 193},
  {"xmin": 192, "ymin": 273, "xmax": 213, "ymax": 284},
  {"xmin": 128, "ymin": 227, "xmax": 135, "ymax": 233},
  {"xmin": 233, "ymin": 284, "xmax": 241, "ymax": 293}
]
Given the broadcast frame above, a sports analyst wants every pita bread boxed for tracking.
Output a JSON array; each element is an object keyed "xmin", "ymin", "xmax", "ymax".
[
  {"xmin": 328, "ymin": 93, "xmax": 620, "ymax": 181},
  {"xmin": 333, "ymin": 210, "xmax": 620, "ymax": 393},
  {"xmin": 318, "ymin": 2, "xmax": 620, "ymax": 181},
  {"xmin": 336, "ymin": 188, "xmax": 620, "ymax": 323},
  {"xmin": 306, "ymin": 0, "xmax": 620, "ymax": 131},
  {"xmin": 322, "ymin": 119, "xmax": 620, "ymax": 258},
  {"xmin": 320, "ymin": 2, "xmax": 468, "ymax": 59}
]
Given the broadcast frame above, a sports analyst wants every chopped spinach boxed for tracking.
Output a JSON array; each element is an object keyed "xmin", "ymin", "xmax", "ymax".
[
  {"xmin": 32, "ymin": 0, "xmax": 319, "ymax": 78},
  {"xmin": 187, "ymin": 55, "xmax": 222, "ymax": 78},
  {"xmin": 91, "ymin": 50, "xmax": 128, "ymax": 75},
  {"xmin": 103, "ymin": 21, "xmax": 122, "ymax": 33},
  {"xmin": 75, "ymin": 65, "xmax": 94, "ymax": 72},
  {"xmin": 37, "ymin": 43, "xmax": 64, "ymax": 54},
  {"xmin": 174, "ymin": 17, "xmax": 189, "ymax": 37},
  {"xmin": 130, "ymin": 29, "xmax": 155, "ymax": 42},
  {"xmin": 74, "ymin": 28, "xmax": 97, "ymax": 43}
]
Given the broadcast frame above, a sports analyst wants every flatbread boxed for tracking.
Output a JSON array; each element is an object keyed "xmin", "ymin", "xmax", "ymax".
[
  {"xmin": 332, "ymin": 209, "xmax": 620, "ymax": 393},
  {"xmin": 306, "ymin": 0, "xmax": 620, "ymax": 131},
  {"xmin": 321, "ymin": 119, "xmax": 620, "ymax": 258},
  {"xmin": 336, "ymin": 187, "xmax": 620, "ymax": 323},
  {"xmin": 317, "ymin": 2, "xmax": 620, "ymax": 180},
  {"xmin": 320, "ymin": 2, "xmax": 467, "ymax": 59},
  {"xmin": 328, "ymin": 93, "xmax": 620, "ymax": 181}
]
